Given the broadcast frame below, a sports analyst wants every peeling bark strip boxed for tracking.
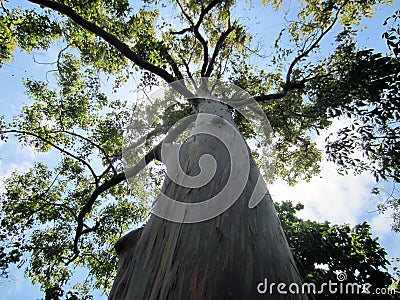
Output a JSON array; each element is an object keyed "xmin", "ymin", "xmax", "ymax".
[{"xmin": 109, "ymin": 100, "xmax": 307, "ymax": 299}]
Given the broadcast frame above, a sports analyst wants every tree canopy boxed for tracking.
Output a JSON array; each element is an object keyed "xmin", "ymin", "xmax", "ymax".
[{"xmin": 0, "ymin": 0, "xmax": 399, "ymax": 298}]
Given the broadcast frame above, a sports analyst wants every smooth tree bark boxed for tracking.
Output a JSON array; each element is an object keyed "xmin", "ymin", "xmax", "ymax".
[{"xmin": 109, "ymin": 99, "xmax": 308, "ymax": 300}]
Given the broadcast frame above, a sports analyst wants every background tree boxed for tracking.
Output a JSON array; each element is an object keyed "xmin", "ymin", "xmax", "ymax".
[
  {"xmin": 0, "ymin": 0, "xmax": 399, "ymax": 298},
  {"xmin": 276, "ymin": 201, "xmax": 398, "ymax": 299},
  {"xmin": 376, "ymin": 8, "xmax": 400, "ymax": 233}
]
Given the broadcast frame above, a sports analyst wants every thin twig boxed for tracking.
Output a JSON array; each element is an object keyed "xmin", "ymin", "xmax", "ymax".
[
  {"xmin": 52, "ymin": 129, "xmax": 117, "ymax": 175},
  {"xmin": 3, "ymin": 129, "xmax": 99, "ymax": 185}
]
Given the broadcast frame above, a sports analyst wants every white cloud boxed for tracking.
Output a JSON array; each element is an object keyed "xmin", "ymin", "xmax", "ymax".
[
  {"xmin": 369, "ymin": 209, "xmax": 395, "ymax": 236},
  {"xmin": 269, "ymin": 117, "xmax": 377, "ymax": 225},
  {"xmin": 270, "ymin": 163, "xmax": 374, "ymax": 225},
  {"xmin": 0, "ymin": 139, "xmax": 35, "ymax": 194},
  {"xmin": 0, "ymin": 160, "xmax": 33, "ymax": 194}
]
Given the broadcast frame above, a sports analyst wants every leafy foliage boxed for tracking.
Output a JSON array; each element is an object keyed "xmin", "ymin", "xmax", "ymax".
[
  {"xmin": 376, "ymin": 183, "xmax": 400, "ymax": 233},
  {"xmin": 311, "ymin": 44, "xmax": 400, "ymax": 182},
  {"xmin": 0, "ymin": 7, "xmax": 61, "ymax": 65},
  {"xmin": 276, "ymin": 201, "xmax": 398, "ymax": 299},
  {"xmin": 383, "ymin": 9, "xmax": 400, "ymax": 57}
]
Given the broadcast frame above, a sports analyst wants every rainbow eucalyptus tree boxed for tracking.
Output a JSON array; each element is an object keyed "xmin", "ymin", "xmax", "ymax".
[{"xmin": 0, "ymin": 0, "xmax": 398, "ymax": 299}]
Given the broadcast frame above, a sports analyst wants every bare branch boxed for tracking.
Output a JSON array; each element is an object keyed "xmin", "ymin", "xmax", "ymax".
[
  {"xmin": 253, "ymin": 92, "xmax": 287, "ymax": 102},
  {"xmin": 169, "ymin": 0, "xmax": 223, "ymax": 36},
  {"xmin": 284, "ymin": 12, "xmax": 340, "ymax": 86},
  {"xmin": 177, "ymin": 0, "xmax": 209, "ymax": 76},
  {"xmin": 52, "ymin": 129, "xmax": 117, "ymax": 176},
  {"xmin": 72, "ymin": 112, "xmax": 198, "ymax": 253},
  {"xmin": 178, "ymin": 52, "xmax": 196, "ymax": 86},
  {"xmin": 55, "ymin": 45, "xmax": 71, "ymax": 81},
  {"xmin": 193, "ymin": 0, "xmax": 225, "ymax": 76},
  {"xmin": 253, "ymin": 81, "xmax": 305, "ymax": 102},
  {"xmin": 160, "ymin": 47, "xmax": 185, "ymax": 80},
  {"xmin": 174, "ymin": 0, "xmax": 225, "ymax": 77},
  {"xmin": 1, "ymin": 0, "xmax": 8, "ymax": 13},
  {"xmin": 175, "ymin": 0, "xmax": 195, "ymax": 27},
  {"xmin": 98, "ymin": 163, "xmax": 116, "ymax": 181},
  {"xmin": 3, "ymin": 129, "xmax": 99, "ymax": 185},
  {"xmin": 196, "ymin": 0, "xmax": 225, "ymax": 27},
  {"xmin": 170, "ymin": 27, "xmax": 191, "ymax": 35}
]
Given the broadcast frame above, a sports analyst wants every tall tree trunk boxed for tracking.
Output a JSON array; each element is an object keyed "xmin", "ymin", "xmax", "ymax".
[{"xmin": 109, "ymin": 99, "xmax": 308, "ymax": 300}]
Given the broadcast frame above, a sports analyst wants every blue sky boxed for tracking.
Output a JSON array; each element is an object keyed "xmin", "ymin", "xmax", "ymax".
[{"xmin": 1, "ymin": 1, "xmax": 400, "ymax": 299}]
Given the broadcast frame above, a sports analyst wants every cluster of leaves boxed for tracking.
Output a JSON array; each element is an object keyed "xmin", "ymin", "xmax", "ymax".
[
  {"xmin": 0, "ymin": 7, "xmax": 61, "ymax": 66},
  {"xmin": 308, "ymin": 40, "xmax": 400, "ymax": 182},
  {"xmin": 383, "ymin": 9, "xmax": 400, "ymax": 57},
  {"xmin": 226, "ymin": 1, "xmax": 397, "ymax": 185},
  {"xmin": 263, "ymin": 0, "xmax": 399, "ymax": 185},
  {"xmin": 0, "ymin": 2, "xmax": 159, "ymax": 294},
  {"xmin": 276, "ymin": 201, "xmax": 398, "ymax": 299},
  {"xmin": 375, "ymin": 183, "xmax": 400, "ymax": 233},
  {"xmin": 237, "ymin": 19, "xmax": 400, "ymax": 185},
  {"xmin": 229, "ymin": 66, "xmax": 323, "ymax": 184}
]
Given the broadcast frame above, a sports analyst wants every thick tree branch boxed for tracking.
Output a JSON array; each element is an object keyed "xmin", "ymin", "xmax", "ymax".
[
  {"xmin": 176, "ymin": 0, "xmax": 209, "ymax": 76},
  {"xmin": 28, "ymin": 0, "xmax": 177, "ymax": 83},
  {"xmin": 199, "ymin": 0, "xmax": 225, "ymax": 21},
  {"xmin": 284, "ymin": 12, "xmax": 340, "ymax": 87},
  {"xmin": 73, "ymin": 143, "xmax": 162, "ymax": 254},
  {"xmin": 197, "ymin": 0, "xmax": 226, "ymax": 76},
  {"xmin": 178, "ymin": 52, "xmax": 196, "ymax": 85},
  {"xmin": 205, "ymin": 21, "xmax": 236, "ymax": 77},
  {"xmin": 170, "ymin": 27, "xmax": 192, "ymax": 35},
  {"xmin": 72, "ymin": 112, "xmax": 198, "ymax": 253},
  {"xmin": 197, "ymin": 32, "xmax": 209, "ymax": 77},
  {"xmin": 255, "ymin": 9, "xmax": 341, "ymax": 103},
  {"xmin": 171, "ymin": 0, "xmax": 224, "ymax": 36},
  {"xmin": 253, "ymin": 81, "xmax": 306, "ymax": 102},
  {"xmin": 174, "ymin": 0, "xmax": 225, "ymax": 77},
  {"xmin": 98, "ymin": 163, "xmax": 116, "ymax": 181},
  {"xmin": 162, "ymin": 49, "xmax": 185, "ymax": 80}
]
